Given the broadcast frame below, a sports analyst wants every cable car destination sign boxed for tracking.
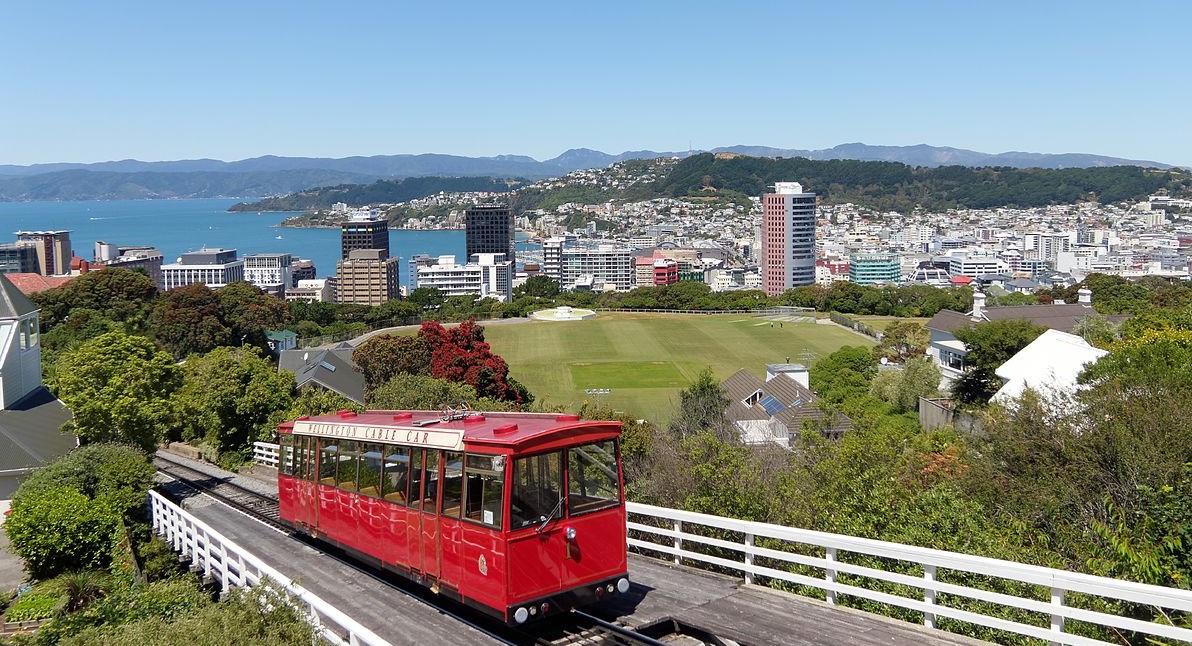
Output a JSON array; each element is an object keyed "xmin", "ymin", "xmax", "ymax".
[{"xmin": 290, "ymin": 419, "xmax": 465, "ymax": 450}]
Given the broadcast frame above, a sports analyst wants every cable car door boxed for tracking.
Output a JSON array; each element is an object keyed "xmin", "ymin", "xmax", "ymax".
[{"xmin": 416, "ymin": 449, "xmax": 441, "ymax": 581}]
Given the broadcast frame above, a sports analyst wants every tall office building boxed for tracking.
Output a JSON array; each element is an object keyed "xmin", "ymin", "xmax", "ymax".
[
  {"xmin": 0, "ymin": 244, "xmax": 39, "ymax": 275},
  {"xmin": 340, "ymin": 212, "xmax": 389, "ymax": 260},
  {"xmin": 760, "ymin": 182, "xmax": 816, "ymax": 296},
  {"xmin": 15, "ymin": 230, "xmax": 72, "ymax": 276},
  {"xmin": 465, "ymin": 204, "xmax": 515, "ymax": 261},
  {"xmin": 335, "ymin": 249, "xmax": 399, "ymax": 305}
]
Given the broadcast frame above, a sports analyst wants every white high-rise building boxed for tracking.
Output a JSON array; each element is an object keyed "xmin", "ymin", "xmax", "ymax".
[
  {"xmin": 414, "ymin": 253, "xmax": 514, "ymax": 302},
  {"xmin": 559, "ymin": 245, "xmax": 633, "ymax": 291},
  {"xmin": 244, "ymin": 253, "xmax": 293, "ymax": 297},
  {"xmin": 761, "ymin": 182, "xmax": 816, "ymax": 296}
]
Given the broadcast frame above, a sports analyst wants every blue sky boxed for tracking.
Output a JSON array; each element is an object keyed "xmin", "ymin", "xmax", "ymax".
[{"xmin": 2, "ymin": 1, "xmax": 1189, "ymax": 165}]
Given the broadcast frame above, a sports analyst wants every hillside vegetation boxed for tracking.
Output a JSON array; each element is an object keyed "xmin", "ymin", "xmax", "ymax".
[
  {"xmin": 657, "ymin": 154, "xmax": 1192, "ymax": 211},
  {"xmin": 229, "ymin": 176, "xmax": 522, "ymax": 212}
]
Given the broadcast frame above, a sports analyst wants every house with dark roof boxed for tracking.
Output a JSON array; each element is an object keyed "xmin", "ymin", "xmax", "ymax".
[
  {"xmin": 277, "ymin": 342, "xmax": 365, "ymax": 404},
  {"xmin": 924, "ymin": 288, "xmax": 1124, "ymax": 389},
  {"xmin": 0, "ymin": 275, "xmax": 75, "ymax": 500},
  {"xmin": 721, "ymin": 366, "xmax": 851, "ymax": 448}
]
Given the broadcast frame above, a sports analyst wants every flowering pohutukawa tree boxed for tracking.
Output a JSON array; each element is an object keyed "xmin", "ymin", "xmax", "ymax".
[{"xmin": 418, "ymin": 319, "xmax": 529, "ymax": 404}]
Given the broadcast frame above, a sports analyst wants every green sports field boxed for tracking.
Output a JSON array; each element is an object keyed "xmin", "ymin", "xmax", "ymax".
[{"xmin": 477, "ymin": 312, "xmax": 874, "ymax": 426}]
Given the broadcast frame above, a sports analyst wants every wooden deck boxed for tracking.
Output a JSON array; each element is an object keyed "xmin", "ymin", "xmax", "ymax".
[{"xmin": 612, "ymin": 555, "xmax": 991, "ymax": 646}]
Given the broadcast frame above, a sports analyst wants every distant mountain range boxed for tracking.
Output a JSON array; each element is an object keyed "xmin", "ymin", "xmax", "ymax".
[{"xmin": 0, "ymin": 144, "xmax": 1175, "ymax": 202}]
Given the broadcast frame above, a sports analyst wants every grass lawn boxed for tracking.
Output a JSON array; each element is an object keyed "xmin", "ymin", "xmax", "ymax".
[{"xmin": 476, "ymin": 312, "xmax": 874, "ymax": 427}]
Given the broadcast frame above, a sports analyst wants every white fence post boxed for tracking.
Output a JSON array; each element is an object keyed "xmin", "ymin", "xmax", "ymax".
[
  {"xmin": 1050, "ymin": 586, "xmax": 1065, "ymax": 646},
  {"xmin": 744, "ymin": 533, "xmax": 755, "ymax": 585},
  {"xmin": 673, "ymin": 519, "xmax": 682, "ymax": 565},
  {"xmin": 923, "ymin": 564, "xmax": 937, "ymax": 629},
  {"xmin": 825, "ymin": 547, "xmax": 837, "ymax": 605}
]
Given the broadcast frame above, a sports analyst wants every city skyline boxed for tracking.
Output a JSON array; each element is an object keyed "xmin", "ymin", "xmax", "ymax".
[{"xmin": 3, "ymin": 1, "xmax": 1190, "ymax": 167}]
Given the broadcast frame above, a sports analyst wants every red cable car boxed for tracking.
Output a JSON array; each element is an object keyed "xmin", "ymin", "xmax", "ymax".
[{"xmin": 276, "ymin": 408, "xmax": 631, "ymax": 625}]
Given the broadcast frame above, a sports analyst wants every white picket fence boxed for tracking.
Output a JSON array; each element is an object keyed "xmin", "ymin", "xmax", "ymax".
[
  {"xmin": 251, "ymin": 442, "xmax": 1192, "ymax": 645},
  {"xmin": 148, "ymin": 490, "xmax": 391, "ymax": 646}
]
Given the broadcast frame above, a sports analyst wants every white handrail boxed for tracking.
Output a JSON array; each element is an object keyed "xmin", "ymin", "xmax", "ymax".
[
  {"xmin": 148, "ymin": 490, "xmax": 392, "ymax": 646},
  {"xmin": 252, "ymin": 442, "xmax": 1192, "ymax": 645}
]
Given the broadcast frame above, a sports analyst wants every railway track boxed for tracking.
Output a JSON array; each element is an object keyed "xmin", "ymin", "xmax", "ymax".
[
  {"xmin": 153, "ymin": 453, "xmax": 727, "ymax": 646},
  {"xmin": 154, "ymin": 453, "xmax": 285, "ymax": 529}
]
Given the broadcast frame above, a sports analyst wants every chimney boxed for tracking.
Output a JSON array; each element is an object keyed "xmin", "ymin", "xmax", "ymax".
[
  {"xmin": 972, "ymin": 291, "xmax": 986, "ymax": 320},
  {"xmin": 1078, "ymin": 287, "xmax": 1092, "ymax": 306}
]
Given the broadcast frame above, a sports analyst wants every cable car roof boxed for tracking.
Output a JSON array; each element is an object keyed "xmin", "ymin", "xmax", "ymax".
[{"xmin": 282, "ymin": 410, "xmax": 621, "ymax": 451}]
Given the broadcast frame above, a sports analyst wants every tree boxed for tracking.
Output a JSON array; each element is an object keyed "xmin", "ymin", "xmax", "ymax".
[
  {"xmin": 53, "ymin": 331, "xmax": 181, "ymax": 451},
  {"xmin": 951, "ymin": 320, "xmax": 1047, "ymax": 405},
  {"xmin": 172, "ymin": 346, "xmax": 296, "ymax": 454},
  {"xmin": 32, "ymin": 267, "xmax": 157, "ymax": 331},
  {"xmin": 149, "ymin": 283, "xmax": 232, "ymax": 358},
  {"xmin": 215, "ymin": 281, "xmax": 290, "ymax": 350},
  {"xmin": 407, "ymin": 287, "xmax": 445, "ymax": 310},
  {"xmin": 419, "ymin": 320, "xmax": 528, "ymax": 403},
  {"xmin": 810, "ymin": 346, "xmax": 878, "ymax": 404},
  {"xmin": 870, "ymin": 356, "xmax": 941, "ymax": 413},
  {"xmin": 13, "ymin": 443, "xmax": 155, "ymax": 519},
  {"xmin": 353, "ymin": 333, "xmax": 432, "ymax": 392},
  {"xmin": 517, "ymin": 275, "xmax": 560, "ymax": 299},
  {"xmin": 872, "ymin": 321, "xmax": 929, "ymax": 363},
  {"xmin": 284, "ymin": 386, "xmax": 364, "ymax": 419},
  {"xmin": 667, "ymin": 369, "xmax": 733, "ymax": 441},
  {"xmin": 367, "ymin": 374, "xmax": 511, "ymax": 411}
]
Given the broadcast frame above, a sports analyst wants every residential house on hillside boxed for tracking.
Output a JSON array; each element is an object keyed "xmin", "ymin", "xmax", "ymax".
[
  {"xmin": 990, "ymin": 329, "xmax": 1107, "ymax": 404},
  {"xmin": 925, "ymin": 288, "xmax": 1125, "ymax": 389},
  {"xmin": 722, "ymin": 364, "xmax": 851, "ymax": 448},
  {"xmin": 0, "ymin": 274, "xmax": 75, "ymax": 501},
  {"xmin": 278, "ymin": 343, "xmax": 365, "ymax": 405}
]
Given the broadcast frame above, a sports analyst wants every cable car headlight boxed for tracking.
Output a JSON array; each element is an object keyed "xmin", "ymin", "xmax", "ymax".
[
  {"xmin": 616, "ymin": 577, "xmax": 630, "ymax": 594},
  {"xmin": 565, "ymin": 526, "xmax": 577, "ymax": 541},
  {"xmin": 514, "ymin": 607, "xmax": 529, "ymax": 624}
]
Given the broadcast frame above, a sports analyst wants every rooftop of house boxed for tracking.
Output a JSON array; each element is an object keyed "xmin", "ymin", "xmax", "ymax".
[
  {"xmin": 0, "ymin": 387, "xmax": 76, "ymax": 472},
  {"xmin": 278, "ymin": 345, "xmax": 365, "ymax": 405},
  {"xmin": 3, "ymin": 273, "xmax": 73, "ymax": 299},
  {"xmin": 722, "ymin": 369, "xmax": 851, "ymax": 437},
  {"xmin": 992, "ymin": 329, "xmax": 1108, "ymax": 403}
]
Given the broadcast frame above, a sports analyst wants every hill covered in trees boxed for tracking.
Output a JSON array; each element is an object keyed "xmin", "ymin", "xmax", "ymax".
[
  {"xmin": 228, "ymin": 176, "xmax": 523, "ymax": 212},
  {"xmin": 656, "ymin": 154, "xmax": 1192, "ymax": 211}
]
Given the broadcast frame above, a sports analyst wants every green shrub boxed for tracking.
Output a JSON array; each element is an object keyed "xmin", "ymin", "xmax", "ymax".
[
  {"xmin": 3, "ymin": 488, "xmax": 121, "ymax": 579},
  {"xmin": 12, "ymin": 444, "xmax": 154, "ymax": 520},
  {"xmin": 32, "ymin": 578, "xmax": 210, "ymax": 645},
  {"xmin": 58, "ymin": 584, "xmax": 317, "ymax": 646},
  {"xmin": 136, "ymin": 536, "xmax": 186, "ymax": 582},
  {"xmin": 4, "ymin": 593, "xmax": 66, "ymax": 622}
]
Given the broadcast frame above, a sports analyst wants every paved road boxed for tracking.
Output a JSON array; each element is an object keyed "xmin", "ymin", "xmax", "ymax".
[{"xmin": 0, "ymin": 509, "xmax": 26, "ymax": 594}]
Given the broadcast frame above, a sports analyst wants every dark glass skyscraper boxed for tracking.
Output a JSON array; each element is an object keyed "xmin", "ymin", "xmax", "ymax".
[
  {"xmin": 465, "ymin": 204, "xmax": 515, "ymax": 261},
  {"xmin": 341, "ymin": 213, "xmax": 389, "ymax": 260}
]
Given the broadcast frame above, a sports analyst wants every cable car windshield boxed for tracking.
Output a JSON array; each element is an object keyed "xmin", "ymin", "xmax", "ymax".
[
  {"xmin": 511, "ymin": 452, "xmax": 563, "ymax": 529},
  {"xmin": 568, "ymin": 440, "xmax": 621, "ymax": 515}
]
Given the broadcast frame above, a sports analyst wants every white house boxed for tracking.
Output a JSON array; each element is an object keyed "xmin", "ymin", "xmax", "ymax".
[
  {"xmin": 0, "ymin": 275, "xmax": 75, "ymax": 501},
  {"xmin": 991, "ymin": 329, "xmax": 1107, "ymax": 404}
]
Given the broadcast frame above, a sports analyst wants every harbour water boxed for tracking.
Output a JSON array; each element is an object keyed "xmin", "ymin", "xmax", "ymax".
[{"xmin": 0, "ymin": 199, "xmax": 470, "ymax": 287}]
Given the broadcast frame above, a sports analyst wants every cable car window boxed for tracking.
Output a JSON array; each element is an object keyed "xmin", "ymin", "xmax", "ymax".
[
  {"xmin": 280, "ymin": 435, "xmax": 294, "ymax": 476},
  {"xmin": 300, "ymin": 436, "xmax": 314, "ymax": 481},
  {"xmin": 319, "ymin": 441, "xmax": 337, "ymax": 485},
  {"xmin": 358, "ymin": 443, "xmax": 383, "ymax": 498},
  {"xmin": 510, "ymin": 452, "xmax": 563, "ymax": 529},
  {"xmin": 337, "ymin": 440, "xmax": 360, "ymax": 491},
  {"xmin": 440, "ymin": 452, "xmax": 463, "ymax": 518},
  {"xmin": 568, "ymin": 440, "xmax": 621, "ymax": 515},
  {"xmin": 381, "ymin": 446, "xmax": 409, "ymax": 504},
  {"xmin": 464, "ymin": 453, "xmax": 505, "ymax": 530},
  {"xmin": 413, "ymin": 450, "xmax": 440, "ymax": 512}
]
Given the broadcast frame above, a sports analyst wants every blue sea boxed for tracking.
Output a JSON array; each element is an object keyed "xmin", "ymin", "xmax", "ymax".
[{"xmin": 0, "ymin": 199, "xmax": 471, "ymax": 287}]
